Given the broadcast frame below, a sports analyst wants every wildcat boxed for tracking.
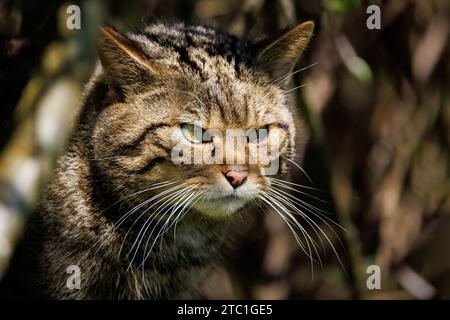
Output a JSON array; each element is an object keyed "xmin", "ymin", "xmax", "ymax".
[{"xmin": 0, "ymin": 21, "xmax": 314, "ymax": 299}]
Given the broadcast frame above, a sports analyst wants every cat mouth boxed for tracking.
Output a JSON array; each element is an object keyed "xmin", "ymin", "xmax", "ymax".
[
  {"xmin": 209, "ymin": 191, "xmax": 249, "ymax": 202},
  {"xmin": 216, "ymin": 194, "xmax": 240, "ymax": 201},
  {"xmin": 192, "ymin": 192, "xmax": 250, "ymax": 216}
]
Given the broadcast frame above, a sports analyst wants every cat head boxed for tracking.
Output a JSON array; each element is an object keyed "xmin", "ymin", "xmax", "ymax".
[{"xmin": 91, "ymin": 22, "xmax": 314, "ymax": 217}]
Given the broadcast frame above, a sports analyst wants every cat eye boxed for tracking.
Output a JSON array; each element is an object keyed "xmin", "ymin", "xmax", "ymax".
[
  {"xmin": 248, "ymin": 125, "xmax": 269, "ymax": 143},
  {"xmin": 181, "ymin": 123, "xmax": 205, "ymax": 144}
]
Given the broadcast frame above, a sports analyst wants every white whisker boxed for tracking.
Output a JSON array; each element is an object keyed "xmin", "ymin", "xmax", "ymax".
[
  {"xmin": 121, "ymin": 185, "xmax": 190, "ymax": 265},
  {"xmin": 257, "ymin": 194, "xmax": 317, "ymax": 276},
  {"xmin": 89, "ymin": 181, "xmax": 179, "ymax": 255},
  {"xmin": 284, "ymin": 157, "xmax": 314, "ymax": 185},
  {"xmin": 272, "ymin": 62, "xmax": 320, "ymax": 85},
  {"xmin": 264, "ymin": 181, "xmax": 348, "ymax": 275},
  {"xmin": 282, "ymin": 83, "xmax": 309, "ymax": 94},
  {"xmin": 270, "ymin": 179, "xmax": 328, "ymax": 204}
]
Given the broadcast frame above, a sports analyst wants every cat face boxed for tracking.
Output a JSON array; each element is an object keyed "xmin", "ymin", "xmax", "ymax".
[{"xmin": 91, "ymin": 22, "xmax": 313, "ymax": 217}]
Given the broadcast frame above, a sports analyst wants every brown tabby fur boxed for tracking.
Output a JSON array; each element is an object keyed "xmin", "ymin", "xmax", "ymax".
[{"xmin": 0, "ymin": 21, "xmax": 313, "ymax": 299}]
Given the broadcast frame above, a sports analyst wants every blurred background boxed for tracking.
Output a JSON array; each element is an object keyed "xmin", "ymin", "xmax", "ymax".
[{"xmin": 0, "ymin": 0, "xmax": 449, "ymax": 299}]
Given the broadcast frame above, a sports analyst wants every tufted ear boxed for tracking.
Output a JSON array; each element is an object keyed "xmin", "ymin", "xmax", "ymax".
[
  {"xmin": 255, "ymin": 21, "xmax": 314, "ymax": 84},
  {"xmin": 97, "ymin": 27, "xmax": 155, "ymax": 95}
]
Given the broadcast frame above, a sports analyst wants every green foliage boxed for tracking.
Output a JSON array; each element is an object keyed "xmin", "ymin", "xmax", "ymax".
[{"xmin": 326, "ymin": 0, "xmax": 361, "ymax": 14}]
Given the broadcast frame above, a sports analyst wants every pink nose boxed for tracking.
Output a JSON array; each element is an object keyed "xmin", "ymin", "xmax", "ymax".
[{"xmin": 224, "ymin": 170, "xmax": 248, "ymax": 188}]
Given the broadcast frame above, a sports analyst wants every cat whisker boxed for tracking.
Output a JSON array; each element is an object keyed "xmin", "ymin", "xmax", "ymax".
[
  {"xmin": 258, "ymin": 63, "xmax": 318, "ymax": 104},
  {"xmin": 139, "ymin": 189, "xmax": 200, "ymax": 271},
  {"xmin": 156, "ymin": 191, "xmax": 206, "ymax": 269},
  {"xmin": 270, "ymin": 179, "xmax": 328, "ymax": 204},
  {"xmin": 265, "ymin": 183, "xmax": 348, "ymax": 274},
  {"xmin": 282, "ymin": 82, "xmax": 309, "ymax": 94},
  {"xmin": 257, "ymin": 193, "xmax": 318, "ymax": 275},
  {"xmin": 140, "ymin": 189, "xmax": 202, "ymax": 272},
  {"xmin": 271, "ymin": 62, "xmax": 320, "ymax": 86},
  {"xmin": 172, "ymin": 192, "xmax": 204, "ymax": 240},
  {"xmin": 89, "ymin": 181, "xmax": 178, "ymax": 255},
  {"xmin": 115, "ymin": 184, "xmax": 188, "ymax": 249},
  {"xmin": 283, "ymin": 157, "xmax": 314, "ymax": 185},
  {"xmin": 115, "ymin": 184, "xmax": 189, "ymax": 260},
  {"xmin": 267, "ymin": 188, "xmax": 348, "ymax": 272},
  {"xmin": 125, "ymin": 201, "xmax": 181, "ymax": 271},
  {"xmin": 112, "ymin": 181, "xmax": 178, "ymax": 219},
  {"xmin": 269, "ymin": 177, "xmax": 328, "ymax": 194},
  {"xmin": 266, "ymin": 189, "xmax": 327, "ymax": 257},
  {"xmin": 269, "ymin": 184, "xmax": 344, "ymax": 230},
  {"xmin": 115, "ymin": 182, "xmax": 187, "ymax": 229},
  {"xmin": 265, "ymin": 191, "xmax": 324, "ymax": 266},
  {"xmin": 161, "ymin": 190, "xmax": 200, "ymax": 240},
  {"xmin": 125, "ymin": 185, "xmax": 198, "ymax": 271},
  {"xmin": 153, "ymin": 188, "xmax": 198, "ymax": 250},
  {"xmin": 117, "ymin": 195, "xmax": 174, "ymax": 261},
  {"xmin": 123, "ymin": 185, "xmax": 192, "ymax": 267}
]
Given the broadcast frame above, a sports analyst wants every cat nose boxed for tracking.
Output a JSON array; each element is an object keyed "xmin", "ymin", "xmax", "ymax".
[{"xmin": 223, "ymin": 170, "xmax": 248, "ymax": 188}]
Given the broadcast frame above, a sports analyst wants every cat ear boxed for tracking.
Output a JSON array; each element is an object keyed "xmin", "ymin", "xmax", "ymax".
[
  {"xmin": 97, "ymin": 26, "xmax": 155, "ymax": 95},
  {"xmin": 255, "ymin": 21, "xmax": 314, "ymax": 84}
]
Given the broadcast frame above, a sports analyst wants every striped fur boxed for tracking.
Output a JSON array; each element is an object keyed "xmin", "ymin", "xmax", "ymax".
[{"xmin": 0, "ymin": 21, "xmax": 314, "ymax": 299}]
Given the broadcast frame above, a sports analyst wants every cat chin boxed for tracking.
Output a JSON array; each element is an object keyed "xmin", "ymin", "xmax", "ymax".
[{"xmin": 192, "ymin": 196, "xmax": 249, "ymax": 217}]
